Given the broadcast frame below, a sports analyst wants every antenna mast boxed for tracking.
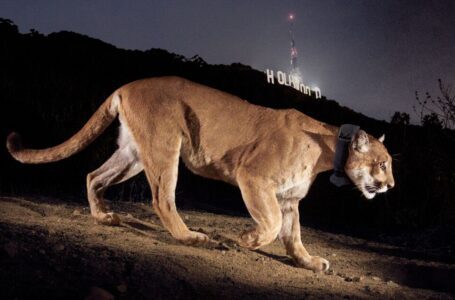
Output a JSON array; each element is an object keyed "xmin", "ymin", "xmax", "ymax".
[{"xmin": 288, "ymin": 13, "xmax": 302, "ymax": 82}]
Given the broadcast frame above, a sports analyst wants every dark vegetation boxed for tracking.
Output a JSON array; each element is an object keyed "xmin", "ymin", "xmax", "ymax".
[
  {"xmin": 414, "ymin": 79, "xmax": 455, "ymax": 130},
  {"xmin": 1, "ymin": 19, "xmax": 454, "ymax": 251}
]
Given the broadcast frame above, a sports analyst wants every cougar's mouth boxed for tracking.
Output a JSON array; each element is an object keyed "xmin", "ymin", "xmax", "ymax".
[
  {"xmin": 346, "ymin": 169, "xmax": 377, "ymax": 199},
  {"xmin": 360, "ymin": 184, "xmax": 376, "ymax": 199},
  {"xmin": 367, "ymin": 181, "xmax": 388, "ymax": 194},
  {"xmin": 365, "ymin": 184, "xmax": 377, "ymax": 193}
]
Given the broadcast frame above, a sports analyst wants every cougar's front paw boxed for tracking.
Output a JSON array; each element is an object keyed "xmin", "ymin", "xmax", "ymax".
[
  {"xmin": 94, "ymin": 212, "xmax": 121, "ymax": 226},
  {"xmin": 179, "ymin": 230, "xmax": 210, "ymax": 246},
  {"xmin": 295, "ymin": 256, "xmax": 330, "ymax": 272}
]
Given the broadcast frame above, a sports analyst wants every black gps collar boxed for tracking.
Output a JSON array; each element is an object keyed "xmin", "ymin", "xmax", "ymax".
[{"xmin": 329, "ymin": 124, "xmax": 360, "ymax": 187}]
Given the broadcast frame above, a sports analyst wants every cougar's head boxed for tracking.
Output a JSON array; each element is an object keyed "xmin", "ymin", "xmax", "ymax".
[{"xmin": 345, "ymin": 130, "xmax": 395, "ymax": 199}]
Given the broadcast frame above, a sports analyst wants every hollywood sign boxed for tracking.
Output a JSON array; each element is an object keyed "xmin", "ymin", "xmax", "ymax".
[{"xmin": 266, "ymin": 69, "xmax": 321, "ymax": 99}]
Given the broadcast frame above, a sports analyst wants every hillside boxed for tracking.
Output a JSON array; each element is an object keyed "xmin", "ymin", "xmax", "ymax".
[{"xmin": 2, "ymin": 196, "xmax": 454, "ymax": 299}]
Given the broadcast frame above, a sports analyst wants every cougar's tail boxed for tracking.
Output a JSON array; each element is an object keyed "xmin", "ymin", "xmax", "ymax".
[{"xmin": 6, "ymin": 93, "xmax": 120, "ymax": 164}]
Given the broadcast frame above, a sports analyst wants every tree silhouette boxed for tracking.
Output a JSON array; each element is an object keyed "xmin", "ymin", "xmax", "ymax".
[
  {"xmin": 422, "ymin": 112, "xmax": 443, "ymax": 129},
  {"xmin": 414, "ymin": 79, "xmax": 455, "ymax": 129},
  {"xmin": 390, "ymin": 111, "xmax": 410, "ymax": 125},
  {"xmin": 0, "ymin": 18, "xmax": 18, "ymax": 36}
]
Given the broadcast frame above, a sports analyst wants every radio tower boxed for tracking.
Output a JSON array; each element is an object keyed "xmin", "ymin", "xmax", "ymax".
[{"xmin": 288, "ymin": 13, "xmax": 302, "ymax": 83}]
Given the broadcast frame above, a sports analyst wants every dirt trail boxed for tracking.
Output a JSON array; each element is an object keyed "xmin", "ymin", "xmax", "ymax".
[{"xmin": 0, "ymin": 196, "xmax": 454, "ymax": 299}]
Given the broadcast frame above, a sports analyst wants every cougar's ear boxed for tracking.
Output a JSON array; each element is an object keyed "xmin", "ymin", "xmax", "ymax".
[
  {"xmin": 352, "ymin": 130, "xmax": 370, "ymax": 153},
  {"xmin": 378, "ymin": 134, "xmax": 385, "ymax": 143}
]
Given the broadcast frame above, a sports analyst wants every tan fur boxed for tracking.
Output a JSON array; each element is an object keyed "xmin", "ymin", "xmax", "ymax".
[
  {"xmin": 6, "ymin": 77, "xmax": 395, "ymax": 271},
  {"xmin": 7, "ymin": 94, "xmax": 118, "ymax": 163}
]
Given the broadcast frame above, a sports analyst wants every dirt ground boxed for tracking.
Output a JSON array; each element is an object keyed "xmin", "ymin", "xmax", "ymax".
[{"xmin": 0, "ymin": 196, "xmax": 454, "ymax": 299}]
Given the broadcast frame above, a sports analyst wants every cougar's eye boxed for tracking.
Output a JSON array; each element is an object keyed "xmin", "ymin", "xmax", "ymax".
[{"xmin": 379, "ymin": 161, "xmax": 386, "ymax": 171}]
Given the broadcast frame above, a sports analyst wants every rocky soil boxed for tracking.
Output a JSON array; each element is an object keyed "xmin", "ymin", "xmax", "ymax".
[{"xmin": 1, "ymin": 196, "xmax": 454, "ymax": 299}]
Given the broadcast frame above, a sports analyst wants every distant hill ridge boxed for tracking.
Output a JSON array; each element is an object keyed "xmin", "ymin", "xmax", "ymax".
[{"xmin": 0, "ymin": 18, "xmax": 384, "ymax": 129}]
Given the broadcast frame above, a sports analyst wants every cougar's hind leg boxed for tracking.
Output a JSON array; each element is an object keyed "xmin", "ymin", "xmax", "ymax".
[
  {"xmin": 86, "ymin": 146, "xmax": 143, "ymax": 226},
  {"xmin": 141, "ymin": 137, "xmax": 209, "ymax": 245},
  {"xmin": 236, "ymin": 168, "xmax": 282, "ymax": 249}
]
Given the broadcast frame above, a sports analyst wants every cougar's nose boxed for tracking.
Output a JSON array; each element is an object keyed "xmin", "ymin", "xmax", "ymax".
[{"xmin": 387, "ymin": 181, "xmax": 395, "ymax": 189}]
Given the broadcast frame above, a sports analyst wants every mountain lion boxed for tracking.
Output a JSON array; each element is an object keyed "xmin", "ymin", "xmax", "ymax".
[{"xmin": 7, "ymin": 77, "xmax": 395, "ymax": 272}]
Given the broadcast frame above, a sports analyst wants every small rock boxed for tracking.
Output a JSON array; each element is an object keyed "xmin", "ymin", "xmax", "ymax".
[
  {"xmin": 221, "ymin": 250, "xmax": 226, "ymax": 255},
  {"xmin": 126, "ymin": 213, "xmax": 133, "ymax": 219},
  {"xmin": 72, "ymin": 209, "xmax": 81, "ymax": 216},
  {"xmin": 372, "ymin": 276, "xmax": 381, "ymax": 281},
  {"xmin": 386, "ymin": 280, "xmax": 398, "ymax": 287},
  {"xmin": 85, "ymin": 287, "xmax": 114, "ymax": 300},
  {"xmin": 184, "ymin": 215, "xmax": 189, "ymax": 220},
  {"xmin": 331, "ymin": 253, "xmax": 337, "ymax": 257},
  {"xmin": 117, "ymin": 283, "xmax": 127, "ymax": 293},
  {"xmin": 4, "ymin": 242, "xmax": 18, "ymax": 258},
  {"xmin": 326, "ymin": 269, "xmax": 335, "ymax": 275},
  {"xmin": 216, "ymin": 242, "xmax": 229, "ymax": 251},
  {"xmin": 353, "ymin": 276, "xmax": 363, "ymax": 282},
  {"xmin": 213, "ymin": 234, "xmax": 223, "ymax": 240}
]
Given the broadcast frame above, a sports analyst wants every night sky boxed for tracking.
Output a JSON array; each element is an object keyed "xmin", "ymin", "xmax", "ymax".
[{"xmin": 1, "ymin": 0, "xmax": 454, "ymax": 122}]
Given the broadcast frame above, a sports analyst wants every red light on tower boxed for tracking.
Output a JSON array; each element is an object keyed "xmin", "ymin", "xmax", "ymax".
[{"xmin": 288, "ymin": 13, "xmax": 295, "ymax": 21}]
